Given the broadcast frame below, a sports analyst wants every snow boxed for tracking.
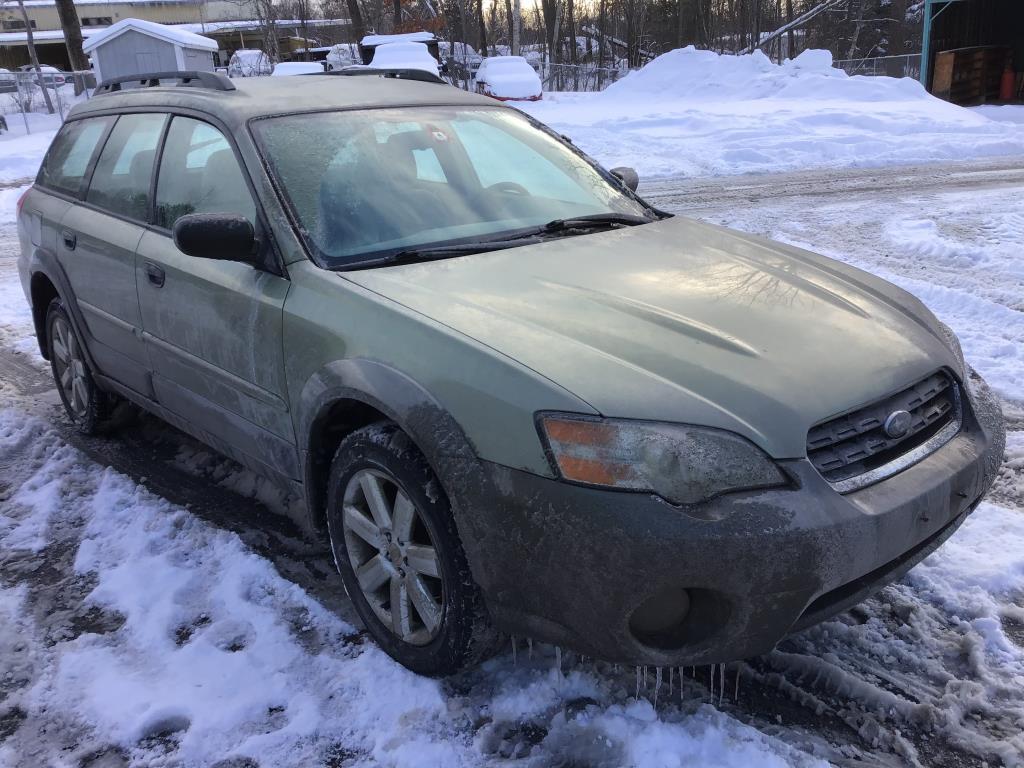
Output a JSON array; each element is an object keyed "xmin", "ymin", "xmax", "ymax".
[
  {"xmin": 82, "ymin": 18, "xmax": 219, "ymax": 53},
  {"xmin": 0, "ymin": 111, "xmax": 62, "ymax": 183},
  {"xmin": 370, "ymin": 42, "xmax": 440, "ymax": 77},
  {"xmin": 476, "ymin": 56, "xmax": 542, "ymax": 100},
  {"xmin": 519, "ymin": 46, "xmax": 1024, "ymax": 178},
  {"xmin": 271, "ymin": 62, "xmax": 325, "ymax": 77},
  {"xmin": 362, "ymin": 31, "xmax": 435, "ymax": 47}
]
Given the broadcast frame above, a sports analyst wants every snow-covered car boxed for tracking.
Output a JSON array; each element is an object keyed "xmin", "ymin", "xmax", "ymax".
[
  {"xmin": 227, "ymin": 49, "xmax": 272, "ymax": 78},
  {"xmin": 271, "ymin": 61, "xmax": 325, "ymax": 76},
  {"xmin": 369, "ymin": 42, "xmax": 439, "ymax": 77},
  {"xmin": 324, "ymin": 43, "xmax": 360, "ymax": 71},
  {"xmin": 17, "ymin": 65, "xmax": 66, "ymax": 87},
  {"xmin": 475, "ymin": 56, "xmax": 542, "ymax": 101}
]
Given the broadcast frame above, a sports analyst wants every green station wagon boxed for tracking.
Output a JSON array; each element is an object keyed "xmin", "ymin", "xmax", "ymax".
[{"xmin": 16, "ymin": 70, "xmax": 1004, "ymax": 675}]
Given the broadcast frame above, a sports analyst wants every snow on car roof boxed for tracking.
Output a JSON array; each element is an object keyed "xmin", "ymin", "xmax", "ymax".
[
  {"xmin": 82, "ymin": 17, "xmax": 218, "ymax": 53},
  {"xmin": 361, "ymin": 31, "xmax": 435, "ymax": 47},
  {"xmin": 272, "ymin": 62, "xmax": 325, "ymax": 76},
  {"xmin": 369, "ymin": 42, "xmax": 440, "ymax": 76}
]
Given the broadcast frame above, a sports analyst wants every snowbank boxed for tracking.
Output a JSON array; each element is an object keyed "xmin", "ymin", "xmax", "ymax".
[
  {"xmin": 0, "ymin": 111, "xmax": 62, "ymax": 183},
  {"xmin": 520, "ymin": 46, "xmax": 1024, "ymax": 178}
]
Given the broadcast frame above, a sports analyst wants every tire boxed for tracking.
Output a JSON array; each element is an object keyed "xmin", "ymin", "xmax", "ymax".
[
  {"xmin": 45, "ymin": 298, "xmax": 124, "ymax": 435},
  {"xmin": 326, "ymin": 422, "xmax": 498, "ymax": 675}
]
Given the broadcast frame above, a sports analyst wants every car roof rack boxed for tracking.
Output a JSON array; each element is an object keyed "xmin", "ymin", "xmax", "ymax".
[
  {"xmin": 94, "ymin": 70, "xmax": 236, "ymax": 95},
  {"xmin": 325, "ymin": 67, "xmax": 447, "ymax": 85}
]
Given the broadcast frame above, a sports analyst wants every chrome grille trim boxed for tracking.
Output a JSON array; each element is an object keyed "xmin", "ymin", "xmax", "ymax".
[{"xmin": 808, "ymin": 371, "xmax": 962, "ymax": 494}]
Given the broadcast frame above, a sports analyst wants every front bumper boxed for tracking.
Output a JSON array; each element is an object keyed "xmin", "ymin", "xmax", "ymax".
[{"xmin": 447, "ymin": 371, "xmax": 1005, "ymax": 666}]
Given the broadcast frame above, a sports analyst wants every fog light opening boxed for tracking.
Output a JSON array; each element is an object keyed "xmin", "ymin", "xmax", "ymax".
[{"xmin": 629, "ymin": 587, "xmax": 691, "ymax": 649}]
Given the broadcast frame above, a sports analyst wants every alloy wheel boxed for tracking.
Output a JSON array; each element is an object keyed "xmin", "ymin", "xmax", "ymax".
[
  {"xmin": 51, "ymin": 315, "xmax": 89, "ymax": 419},
  {"xmin": 341, "ymin": 468, "xmax": 444, "ymax": 646}
]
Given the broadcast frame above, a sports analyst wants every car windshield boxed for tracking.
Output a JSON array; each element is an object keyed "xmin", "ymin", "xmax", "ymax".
[{"xmin": 252, "ymin": 106, "xmax": 651, "ymax": 268}]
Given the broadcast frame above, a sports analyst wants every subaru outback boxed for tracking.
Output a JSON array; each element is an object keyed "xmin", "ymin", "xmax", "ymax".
[{"xmin": 16, "ymin": 70, "xmax": 1005, "ymax": 675}]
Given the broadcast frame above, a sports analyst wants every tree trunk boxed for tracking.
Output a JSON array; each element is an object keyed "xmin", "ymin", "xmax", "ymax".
[
  {"xmin": 566, "ymin": 0, "xmax": 576, "ymax": 65},
  {"xmin": 477, "ymin": 0, "xmax": 487, "ymax": 53},
  {"xmin": 393, "ymin": 0, "xmax": 402, "ymax": 30},
  {"xmin": 786, "ymin": 0, "xmax": 794, "ymax": 59},
  {"xmin": 17, "ymin": 0, "xmax": 54, "ymax": 114},
  {"xmin": 347, "ymin": 0, "xmax": 366, "ymax": 41},
  {"xmin": 511, "ymin": 0, "xmax": 520, "ymax": 54},
  {"xmin": 54, "ymin": 0, "xmax": 88, "ymax": 94}
]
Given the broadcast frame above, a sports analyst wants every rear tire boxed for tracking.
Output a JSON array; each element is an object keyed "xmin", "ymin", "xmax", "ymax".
[
  {"xmin": 326, "ymin": 421, "xmax": 498, "ymax": 675},
  {"xmin": 45, "ymin": 298, "xmax": 125, "ymax": 435}
]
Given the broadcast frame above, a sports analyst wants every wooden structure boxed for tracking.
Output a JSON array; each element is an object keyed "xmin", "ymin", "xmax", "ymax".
[{"xmin": 921, "ymin": 0, "xmax": 1024, "ymax": 104}]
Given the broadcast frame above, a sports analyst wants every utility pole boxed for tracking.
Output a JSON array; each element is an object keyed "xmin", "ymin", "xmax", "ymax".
[{"xmin": 16, "ymin": 0, "xmax": 55, "ymax": 114}]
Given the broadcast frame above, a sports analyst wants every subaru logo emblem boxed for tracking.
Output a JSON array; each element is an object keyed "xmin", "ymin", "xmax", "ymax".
[{"xmin": 883, "ymin": 410, "xmax": 913, "ymax": 439}]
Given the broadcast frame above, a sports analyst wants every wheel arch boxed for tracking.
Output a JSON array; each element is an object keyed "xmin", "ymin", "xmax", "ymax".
[{"xmin": 299, "ymin": 359, "xmax": 480, "ymax": 536}]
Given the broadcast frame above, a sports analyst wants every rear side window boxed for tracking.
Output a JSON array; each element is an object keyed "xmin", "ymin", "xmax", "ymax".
[
  {"xmin": 86, "ymin": 113, "xmax": 167, "ymax": 221},
  {"xmin": 37, "ymin": 117, "xmax": 113, "ymax": 196},
  {"xmin": 154, "ymin": 116, "xmax": 256, "ymax": 230}
]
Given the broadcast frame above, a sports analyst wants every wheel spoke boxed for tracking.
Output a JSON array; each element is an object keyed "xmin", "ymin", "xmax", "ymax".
[
  {"xmin": 407, "ymin": 574, "xmax": 441, "ymax": 634},
  {"xmin": 356, "ymin": 554, "xmax": 391, "ymax": 592},
  {"xmin": 72, "ymin": 376, "xmax": 88, "ymax": 413},
  {"xmin": 66, "ymin": 329, "xmax": 79, "ymax": 361},
  {"xmin": 392, "ymin": 491, "xmax": 415, "ymax": 541},
  {"xmin": 405, "ymin": 544, "xmax": 440, "ymax": 578},
  {"xmin": 390, "ymin": 576, "xmax": 412, "ymax": 639},
  {"xmin": 343, "ymin": 504, "xmax": 381, "ymax": 546},
  {"xmin": 360, "ymin": 473, "xmax": 392, "ymax": 529},
  {"xmin": 59, "ymin": 366, "xmax": 72, "ymax": 390},
  {"xmin": 52, "ymin": 335, "xmax": 68, "ymax": 364}
]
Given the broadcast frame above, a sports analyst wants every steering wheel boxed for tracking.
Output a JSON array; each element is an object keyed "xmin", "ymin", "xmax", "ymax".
[{"xmin": 486, "ymin": 181, "xmax": 531, "ymax": 196}]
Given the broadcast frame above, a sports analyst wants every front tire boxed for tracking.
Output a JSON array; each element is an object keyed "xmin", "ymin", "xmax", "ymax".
[
  {"xmin": 45, "ymin": 298, "xmax": 122, "ymax": 435},
  {"xmin": 326, "ymin": 422, "xmax": 497, "ymax": 675}
]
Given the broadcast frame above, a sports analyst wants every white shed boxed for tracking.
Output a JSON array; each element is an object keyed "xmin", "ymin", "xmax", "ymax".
[{"xmin": 83, "ymin": 18, "xmax": 219, "ymax": 83}]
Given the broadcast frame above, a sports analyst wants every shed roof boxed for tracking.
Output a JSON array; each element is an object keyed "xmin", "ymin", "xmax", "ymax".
[{"xmin": 82, "ymin": 18, "xmax": 219, "ymax": 53}]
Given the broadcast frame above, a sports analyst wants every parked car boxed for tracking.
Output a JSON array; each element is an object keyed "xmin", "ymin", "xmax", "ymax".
[
  {"xmin": 324, "ymin": 43, "xmax": 360, "ymax": 71},
  {"xmin": 370, "ymin": 42, "xmax": 440, "ymax": 77},
  {"xmin": 475, "ymin": 56, "xmax": 542, "ymax": 101},
  {"xmin": 438, "ymin": 40, "xmax": 483, "ymax": 75},
  {"xmin": 271, "ymin": 61, "xmax": 325, "ymax": 76},
  {"xmin": 0, "ymin": 68, "xmax": 16, "ymax": 94},
  {"xmin": 16, "ymin": 71, "xmax": 1004, "ymax": 677},
  {"xmin": 227, "ymin": 49, "xmax": 272, "ymax": 78},
  {"xmin": 17, "ymin": 64, "xmax": 67, "ymax": 87}
]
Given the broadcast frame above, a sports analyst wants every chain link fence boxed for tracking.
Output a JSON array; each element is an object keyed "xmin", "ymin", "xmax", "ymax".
[
  {"xmin": 833, "ymin": 53, "xmax": 921, "ymax": 80},
  {"xmin": 539, "ymin": 63, "xmax": 628, "ymax": 92},
  {"xmin": 0, "ymin": 70, "xmax": 95, "ymax": 134}
]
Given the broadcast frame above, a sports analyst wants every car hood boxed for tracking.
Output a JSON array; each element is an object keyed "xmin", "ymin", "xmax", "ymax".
[{"xmin": 344, "ymin": 216, "xmax": 958, "ymax": 458}]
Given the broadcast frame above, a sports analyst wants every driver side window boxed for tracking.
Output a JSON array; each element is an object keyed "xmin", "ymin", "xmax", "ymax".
[{"xmin": 154, "ymin": 116, "xmax": 256, "ymax": 231}]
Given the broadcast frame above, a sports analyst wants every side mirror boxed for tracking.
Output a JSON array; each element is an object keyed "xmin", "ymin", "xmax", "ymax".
[
  {"xmin": 172, "ymin": 213, "xmax": 257, "ymax": 264},
  {"xmin": 610, "ymin": 166, "xmax": 639, "ymax": 192}
]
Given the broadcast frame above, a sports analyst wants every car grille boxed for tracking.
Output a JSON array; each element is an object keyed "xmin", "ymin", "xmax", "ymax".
[{"xmin": 807, "ymin": 370, "xmax": 961, "ymax": 491}]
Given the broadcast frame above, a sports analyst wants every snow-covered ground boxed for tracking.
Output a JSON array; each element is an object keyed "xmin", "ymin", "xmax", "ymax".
[
  {"xmin": 520, "ymin": 47, "xmax": 1024, "ymax": 178},
  {"xmin": 1, "ymin": 52, "xmax": 1024, "ymax": 766}
]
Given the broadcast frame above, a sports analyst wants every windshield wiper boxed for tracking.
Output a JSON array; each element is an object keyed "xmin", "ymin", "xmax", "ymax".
[
  {"xmin": 542, "ymin": 212, "xmax": 653, "ymax": 233},
  {"xmin": 380, "ymin": 236, "xmax": 546, "ymax": 266}
]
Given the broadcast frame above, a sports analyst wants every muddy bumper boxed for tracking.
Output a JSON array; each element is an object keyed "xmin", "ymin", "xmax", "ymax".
[{"xmin": 447, "ymin": 372, "xmax": 1005, "ymax": 666}]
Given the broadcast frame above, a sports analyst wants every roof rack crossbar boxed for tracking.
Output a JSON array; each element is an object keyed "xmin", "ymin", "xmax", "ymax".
[
  {"xmin": 325, "ymin": 67, "xmax": 446, "ymax": 85},
  {"xmin": 95, "ymin": 70, "xmax": 236, "ymax": 94}
]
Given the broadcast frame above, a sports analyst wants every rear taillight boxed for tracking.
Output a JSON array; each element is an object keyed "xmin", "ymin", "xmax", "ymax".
[{"xmin": 16, "ymin": 186, "xmax": 31, "ymax": 217}]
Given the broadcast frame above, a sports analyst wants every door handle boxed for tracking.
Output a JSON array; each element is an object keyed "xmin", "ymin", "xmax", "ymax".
[
  {"xmin": 145, "ymin": 262, "xmax": 165, "ymax": 288},
  {"xmin": 61, "ymin": 230, "xmax": 76, "ymax": 250}
]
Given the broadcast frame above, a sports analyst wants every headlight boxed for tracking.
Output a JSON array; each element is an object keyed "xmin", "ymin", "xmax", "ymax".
[{"xmin": 537, "ymin": 414, "xmax": 787, "ymax": 505}]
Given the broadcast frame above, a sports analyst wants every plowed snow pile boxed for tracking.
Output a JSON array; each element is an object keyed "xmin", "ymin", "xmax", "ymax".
[{"xmin": 521, "ymin": 47, "xmax": 1024, "ymax": 177}]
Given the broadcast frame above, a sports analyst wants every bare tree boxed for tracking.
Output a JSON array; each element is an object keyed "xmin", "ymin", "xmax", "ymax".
[
  {"xmin": 14, "ymin": 0, "xmax": 54, "ymax": 114},
  {"xmin": 53, "ymin": 0, "xmax": 89, "ymax": 93}
]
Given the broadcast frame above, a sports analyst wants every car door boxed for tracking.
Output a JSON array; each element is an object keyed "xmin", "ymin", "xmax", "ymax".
[
  {"xmin": 59, "ymin": 111, "xmax": 166, "ymax": 396},
  {"xmin": 136, "ymin": 114, "xmax": 297, "ymax": 479}
]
